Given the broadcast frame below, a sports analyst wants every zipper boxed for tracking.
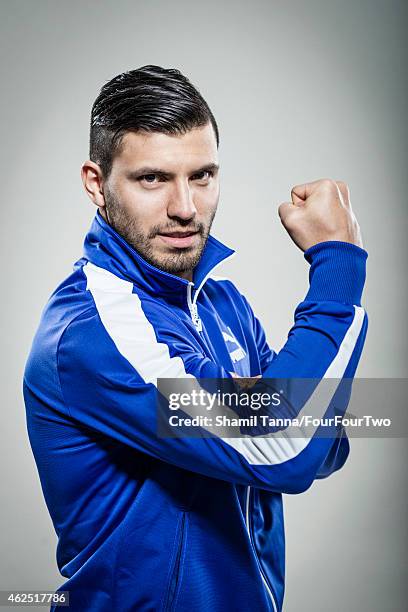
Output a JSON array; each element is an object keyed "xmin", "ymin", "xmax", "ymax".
[
  {"xmin": 185, "ymin": 252, "xmax": 237, "ymax": 334},
  {"xmin": 164, "ymin": 512, "xmax": 187, "ymax": 612},
  {"xmin": 186, "ymin": 282, "xmax": 203, "ymax": 332},
  {"xmin": 245, "ymin": 486, "xmax": 278, "ymax": 612}
]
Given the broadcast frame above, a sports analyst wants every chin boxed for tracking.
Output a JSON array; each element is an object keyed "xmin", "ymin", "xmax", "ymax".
[{"xmin": 156, "ymin": 249, "xmax": 202, "ymax": 274}]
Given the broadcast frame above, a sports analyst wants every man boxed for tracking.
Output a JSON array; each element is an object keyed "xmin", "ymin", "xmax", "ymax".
[{"xmin": 23, "ymin": 65, "xmax": 368, "ymax": 612}]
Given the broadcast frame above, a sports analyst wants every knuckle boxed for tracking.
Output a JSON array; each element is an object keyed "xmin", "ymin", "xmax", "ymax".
[
  {"xmin": 278, "ymin": 201, "xmax": 291, "ymax": 215},
  {"xmin": 283, "ymin": 210, "xmax": 299, "ymax": 230},
  {"xmin": 320, "ymin": 178, "xmax": 337, "ymax": 191},
  {"xmin": 336, "ymin": 180, "xmax": 348, "ymax": 191}
]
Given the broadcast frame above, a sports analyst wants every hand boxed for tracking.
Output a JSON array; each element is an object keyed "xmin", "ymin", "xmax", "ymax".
[
  {"xmin": 278, "ymin": 178, "xmax": 364, "ymax": 252},
  {"xmin": 230, "ymin": 372, "xmax": 261, "ymax": 389}
]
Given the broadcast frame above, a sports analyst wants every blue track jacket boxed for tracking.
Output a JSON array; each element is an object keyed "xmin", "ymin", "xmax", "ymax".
[{"xmin": 23, "ymin": 210, "xmax": 368, "ymax": 612}]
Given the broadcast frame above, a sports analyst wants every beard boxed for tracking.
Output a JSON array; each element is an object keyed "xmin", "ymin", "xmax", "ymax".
[{"xmin": 103, "ymin": 187, "xmax": 216, "ymax": 277}]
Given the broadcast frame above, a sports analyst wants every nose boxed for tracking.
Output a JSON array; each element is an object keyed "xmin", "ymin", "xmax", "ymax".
[{"xmin": 167, "ymin": 179, "xmax": 197, "ymax": 222}]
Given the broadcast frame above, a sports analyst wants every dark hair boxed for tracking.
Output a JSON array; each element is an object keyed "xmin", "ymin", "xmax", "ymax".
[{"xmin": 89, "ymin": 65, "xmax": 219, "ymax": 178}]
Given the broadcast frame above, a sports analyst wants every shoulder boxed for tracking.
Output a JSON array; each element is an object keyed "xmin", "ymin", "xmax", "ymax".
[{"xmin": 24, "ymin": 266, "xmax": 99, "ymax": 404}]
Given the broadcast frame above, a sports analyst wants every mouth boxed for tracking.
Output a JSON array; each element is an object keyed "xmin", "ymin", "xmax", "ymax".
[{"xmin": 157, "ymin": 230, "xmax": 200, "ymax": 249}]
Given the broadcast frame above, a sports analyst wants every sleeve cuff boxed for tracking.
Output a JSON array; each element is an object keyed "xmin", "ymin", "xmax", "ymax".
[{"xmin": 303, "ymin": 241, "xmax": 368, "ymax": 306}]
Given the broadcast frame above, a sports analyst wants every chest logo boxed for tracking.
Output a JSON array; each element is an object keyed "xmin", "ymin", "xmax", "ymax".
[{"xmin": 222, "ymin": 326, "xmax": 247, "ymax": 363}]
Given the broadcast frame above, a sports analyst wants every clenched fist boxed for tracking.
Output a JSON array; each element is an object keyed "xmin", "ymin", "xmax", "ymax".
[{"xmin": 278, "ymin": 179, "xmax": 363, "ymax": 252}]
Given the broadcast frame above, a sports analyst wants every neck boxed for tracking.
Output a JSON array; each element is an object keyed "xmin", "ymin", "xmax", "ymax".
[{"xmin": 176, "ymin": 269, "xmax": 193, "ymax": 282}]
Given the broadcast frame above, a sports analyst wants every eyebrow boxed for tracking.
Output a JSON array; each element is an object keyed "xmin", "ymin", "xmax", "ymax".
[{"xmin": 126, "ymin": 163, "xmax": 219, "ymax": 180}]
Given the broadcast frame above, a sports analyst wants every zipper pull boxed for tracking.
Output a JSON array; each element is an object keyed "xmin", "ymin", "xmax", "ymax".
[
  {"xmin": 191, "ymin": 302, "xmax": 203, "ymax": 332},
  {"xmin": 187, "ymin": 282, "xmax": 203, "ymax": 333}
]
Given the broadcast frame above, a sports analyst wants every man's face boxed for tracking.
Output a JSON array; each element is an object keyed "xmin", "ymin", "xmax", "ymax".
[{"xmin": 101, "ymin": 122, "xmax": 220, "ymax": 280}]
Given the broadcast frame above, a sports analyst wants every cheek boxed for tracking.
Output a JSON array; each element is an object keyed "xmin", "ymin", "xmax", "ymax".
[
  {"xmin": 194, "ymin": 185, "xmax": 219, "ymax": 213},
  {"xmin": 120, "ymin": 184, "xmax": 168, "ymax": 215}
]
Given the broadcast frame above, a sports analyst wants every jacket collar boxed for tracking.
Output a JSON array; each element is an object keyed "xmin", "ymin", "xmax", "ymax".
[{"xmin": 81, "ymin": 209, "xmax": 235, "ymax": 306}]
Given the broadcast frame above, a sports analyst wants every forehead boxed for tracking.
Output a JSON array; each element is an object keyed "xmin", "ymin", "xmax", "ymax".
[{"xmin": 114, "ymin": 123, "xmax": 218, "ymax": 171}]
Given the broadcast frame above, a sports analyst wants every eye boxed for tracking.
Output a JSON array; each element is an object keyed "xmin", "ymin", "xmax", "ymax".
[
  {"xmin": 191, "ymin": 170, "xmax": 214, "ymax": 183},
  {"xmin": 140, "ymin": 173, "xmax": 160, "ymax": 184}
]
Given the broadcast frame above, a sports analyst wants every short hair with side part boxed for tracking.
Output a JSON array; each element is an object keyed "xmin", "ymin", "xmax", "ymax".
[{"xmin": 90, "ymin": 65, "xmax": 219, "ymax": 178}]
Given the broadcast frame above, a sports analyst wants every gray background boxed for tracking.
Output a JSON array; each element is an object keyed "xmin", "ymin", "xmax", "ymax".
[{"xmin": 1, "ymin": 0, "xmax": 407, "ymax": 610}]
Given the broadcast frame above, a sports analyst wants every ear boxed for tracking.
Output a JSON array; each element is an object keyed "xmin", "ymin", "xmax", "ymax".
[{"xmin": 81, "ymin": 160, "xmax": 106, "ymax": 211}]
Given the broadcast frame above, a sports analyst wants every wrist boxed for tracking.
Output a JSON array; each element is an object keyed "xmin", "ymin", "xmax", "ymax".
[{"xmin": 303, "ymin": 240, "xmax": 368, "ymax": 306}]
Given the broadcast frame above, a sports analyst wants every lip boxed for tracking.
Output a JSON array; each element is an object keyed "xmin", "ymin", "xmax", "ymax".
[{"xmin": 157, "ymin": 231, "xmax": 199, "ymax": 248}]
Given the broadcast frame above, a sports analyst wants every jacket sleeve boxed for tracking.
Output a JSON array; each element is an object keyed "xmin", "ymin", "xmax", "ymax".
[
  {"xmin": 238, "ymin": 278, "xmax": 351, "ymax": 480},
  {"xmin": 57, "ymin": 240, "xmax": 368, "ymax": 494}
]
